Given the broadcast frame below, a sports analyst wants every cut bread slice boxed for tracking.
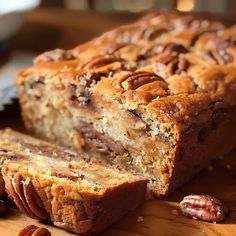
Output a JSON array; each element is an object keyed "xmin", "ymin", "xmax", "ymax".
[{"xmin": 0, "ymin": 128, "xmax": 147, "ymax": 235}]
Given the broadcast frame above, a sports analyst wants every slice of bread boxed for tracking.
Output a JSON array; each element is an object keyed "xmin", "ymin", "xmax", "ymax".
[{"xmin": 0, "ymin": 128, "xmax": 147, "ymax": 234}]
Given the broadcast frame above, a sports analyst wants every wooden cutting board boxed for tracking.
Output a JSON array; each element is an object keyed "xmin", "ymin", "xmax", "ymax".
[{"xmin": 0, "ymin": 102, "xmax": 236, "ymax": 236}]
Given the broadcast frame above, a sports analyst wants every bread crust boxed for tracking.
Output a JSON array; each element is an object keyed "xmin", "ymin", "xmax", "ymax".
[{"xmin": 16, "ymin": 13, "xmax": 236, "ymax": 196}]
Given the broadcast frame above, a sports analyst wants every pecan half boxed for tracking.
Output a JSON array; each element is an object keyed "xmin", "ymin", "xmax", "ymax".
[
  {"xmin": 18, "ymin": 225, "xmax": 51, "ymax": 236},
  {"xmin": 163, "ymin": 43, "xmax": 188, "ymax": 54},
  {"xmin": 205, "ymin": 37, "xmax": 235, "ymax": 65},
  {"xmin": 137, "ymin": 43, "xmax": 188, "ymax": 65},
  {"xmin": 105, "ymin": 43, "xmax": 128, "ymax": 54},
  {"xmin": 115, "ymin": 71, "xmax": 163, "ymax": 90},
  {"xmin": 78, "ymin": 72, "xmax": 105, "ymax": 88},
  {"xmin": 6, "ymin": 173, "xmax": 49, "ymax": 220},
  {"xmin": 180, "ymin": 194, "xmax": 228, "ymax": 222},
  {"xmin": 212, "ymin": 50, "xmax": 233, "ymax": 65},
  {"xmin": 154, "ymin": 55, "xmax": 189, "ymax": 79},
  {"xmin": 33, "ymin": 49, "xmax": 75, "ymax": 64},
  {"xmin": 81, "ymin": 55, "xmax": 124, "ymax": 70}
]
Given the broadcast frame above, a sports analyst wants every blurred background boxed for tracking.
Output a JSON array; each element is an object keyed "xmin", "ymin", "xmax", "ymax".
[{"xmin": 4, "ymin": 0, "xmax": 236, "ymax": 53}]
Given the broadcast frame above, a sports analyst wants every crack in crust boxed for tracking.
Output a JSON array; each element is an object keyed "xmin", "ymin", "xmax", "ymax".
[
  {"xmin": 18, "ymin": 225, "xmax": 51, "ymax": 236},
  {"xmin": 163, "ymin": 43, "xmax": 189, "ymax": 54},
  {"xmin": 69, "ymin": 84, "xmax": 92, "ymax": 106},
  {"xmin": 205, "ymin": 37, "xmax": 235, "ymax": 65},
  {"xmin": 137, "ymin": 42, "xmax": 189, "ymax": 63},
  {"xmin": 6, "ymin": 173, "xmax": 49, "ymax": 220}
]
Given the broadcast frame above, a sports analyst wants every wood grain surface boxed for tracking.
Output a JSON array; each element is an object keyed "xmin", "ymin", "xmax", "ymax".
[{"xmin": 2, "ymin": 8, "xmax": 236, "ymax": 235}]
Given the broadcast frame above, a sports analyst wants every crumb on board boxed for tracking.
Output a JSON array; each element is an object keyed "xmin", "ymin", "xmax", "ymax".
[{"xmin": 137, "ymin": 216, "xmax": 144, "ymax": 223}]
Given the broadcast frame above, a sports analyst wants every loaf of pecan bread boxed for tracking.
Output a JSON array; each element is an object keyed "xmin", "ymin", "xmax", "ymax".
[
  {"xmin": 17, "ymin": 12, "xmax": 236, "ymax": 196},
  {"xmin": 0, "ymin": 129, "xmax": 147, "ymax": 234}
]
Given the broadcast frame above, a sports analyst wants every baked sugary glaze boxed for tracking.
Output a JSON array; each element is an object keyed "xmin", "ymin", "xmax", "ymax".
[
  {"xmin": 0, "ymin": 129, "xmax": 147, "ymax": 235},
  {"xmin": 17, "ymin": 12, "xmax": 236, "ymax": 196}
]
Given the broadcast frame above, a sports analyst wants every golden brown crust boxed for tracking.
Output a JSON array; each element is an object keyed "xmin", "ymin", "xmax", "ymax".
[
  {"xmin": 17, "ymin": 13, "xmax": 236, "ymax": 126},
  {"xmin": 16, "ymin": 12, "xmax": 236, "ymax": 196}
]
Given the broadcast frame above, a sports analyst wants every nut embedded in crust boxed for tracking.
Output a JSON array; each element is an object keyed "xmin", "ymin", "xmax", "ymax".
[
  {"xmin": 81, "ymin": 55, "xmax": 124, "ymax": 70},
  {"xmin": 204, "ymin": 36, "xmax": 235, "ymax": 65},
  {"xmin": 153, "ymin": 54, "xmax": 189, "ymax": 79},
  {"xmin": 180, "ymin": 194, "xmax": 228, "ymax": 222},
  {"xmin": 5, "ymin": 173, "xmax": 49, "ymax": 220},
  {"xmin": 115, "ymin": 71, "xmax": 163, "ymax": 90}
]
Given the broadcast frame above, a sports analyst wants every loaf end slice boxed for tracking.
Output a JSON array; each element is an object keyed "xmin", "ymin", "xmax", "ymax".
[{"xmin": 0, "ymin": 128, "xmax": 147, "ymax": 235}]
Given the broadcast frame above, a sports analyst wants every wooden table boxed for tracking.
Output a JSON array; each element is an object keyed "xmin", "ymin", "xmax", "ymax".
[{"xmin": 1, "ymin": 8, "xmax": 236, "ymax": 235}]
